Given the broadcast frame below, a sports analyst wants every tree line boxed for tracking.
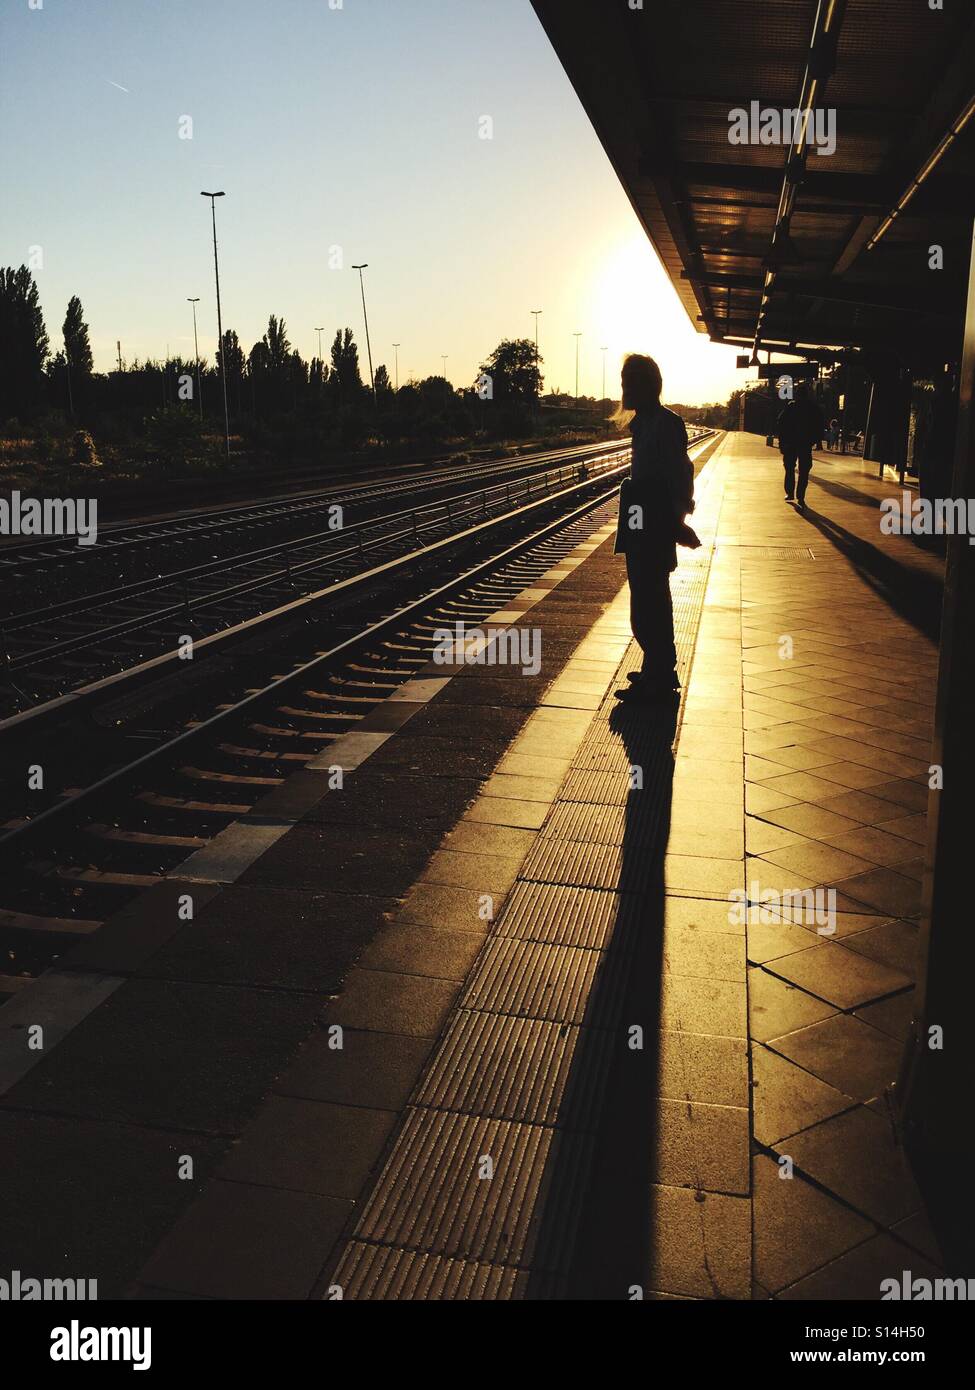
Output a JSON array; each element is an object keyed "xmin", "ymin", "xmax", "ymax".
[{"xmin": 1, "ymin": 266, "xmax": 577, "ymax": 468}]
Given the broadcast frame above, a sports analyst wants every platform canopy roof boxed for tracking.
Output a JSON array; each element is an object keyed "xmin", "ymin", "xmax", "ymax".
[{"xmin": 531, "ymin": 0, "xmax": 975, "ymax": 364}]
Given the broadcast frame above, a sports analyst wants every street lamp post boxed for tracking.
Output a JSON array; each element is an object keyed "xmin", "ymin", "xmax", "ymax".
[
  {"xmin": 188, "ymin": 298, "xmax": 202, "ymax": 419},
  {"xmin": 531, "ymin": 309, "xmax": 542, "ymax": 363},
  {"xmin": 601, "ymin": 345, "xmax": 609, "ymax": 434},
  {"xmin": 574, "ymin": 331, "xmax": 582, "ymax": 401},
  {"xmin": 392, "ymin": 343, "xmax": 400, "ymax": 392},
  {"xmin": 315, "ymin": 326, "xmax": 325, "ymax": 362},
  {"xmin": 200, "ymin": 191, "xmax": 230, "ymax": 458},
  {"xmin": 441, "ymin": 354, "xmax": 448, "ymax": 382},
  {"xmin": 352, "ymin": 264, "xmax": 375, "ymax": 395}
]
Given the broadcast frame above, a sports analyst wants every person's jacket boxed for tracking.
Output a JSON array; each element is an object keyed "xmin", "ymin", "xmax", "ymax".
[
  {"xmin": 614, "ymin": 405, "xmax": 694, "ymax": 570},
  {"xmin": 777, "ymin": 398, "xmax": 824, "ymax": 450}
]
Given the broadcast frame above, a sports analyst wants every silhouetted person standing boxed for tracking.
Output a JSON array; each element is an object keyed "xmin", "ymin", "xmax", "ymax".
[
  {"xmin": 614, "ymin": 354, "xmax": 699, "ymax": 703},
  {"xmin": 776, "ymin": 384, "xmax": 824, "ymax": 509}
]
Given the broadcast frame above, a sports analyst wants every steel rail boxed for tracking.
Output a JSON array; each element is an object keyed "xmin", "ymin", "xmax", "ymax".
[{"xmin": 0, "ymin": 471, "xmax": 633, "ymax": 855}]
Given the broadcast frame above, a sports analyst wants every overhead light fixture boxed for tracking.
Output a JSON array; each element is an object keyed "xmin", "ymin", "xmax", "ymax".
[{"xmin": 867, "ymin": 93, "xmax": 975, "ymax": 250}]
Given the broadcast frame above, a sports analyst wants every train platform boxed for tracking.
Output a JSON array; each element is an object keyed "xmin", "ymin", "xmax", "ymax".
[{"xmin": 0, "ymin": 432, "xmax": 947, "ymax": 1300}]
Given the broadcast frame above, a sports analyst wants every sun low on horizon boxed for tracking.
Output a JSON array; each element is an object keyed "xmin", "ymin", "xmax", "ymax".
[{"xmin": 584, "ymin": 229, "xmax": 744, "ymax": 408}]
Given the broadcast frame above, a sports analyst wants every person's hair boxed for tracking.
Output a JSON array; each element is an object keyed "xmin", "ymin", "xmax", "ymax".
[{"xmin": 613, "ymin": 352, "xmax": 662, "ymax": 426}]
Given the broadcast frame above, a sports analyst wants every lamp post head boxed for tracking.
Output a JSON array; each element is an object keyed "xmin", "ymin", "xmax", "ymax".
[
  {"xmin": 352, "ymin": 263, "xmax": 368, "ymax": 271},
  {"xmin": 201, "ymin": 190, "xmax": 225, "ymax": 198}
]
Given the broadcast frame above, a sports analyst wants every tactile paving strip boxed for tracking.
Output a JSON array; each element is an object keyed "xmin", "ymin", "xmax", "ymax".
[
  {"xmin": 352, "ymin": 1108, "xmax": 594, "ymax": 1272},
  {"xmin": 560, "ymin": 767, "xmax": 633, "ymax": 805},
  {"xmin": 460, "ymin": 935, "xmax": 635, "ymax": 1028},
  {"xmin": 541, "ymin": 800, "xmax": 630, "ymax": 847},
  {"xmin": 330, "ymin": 1242, "xmax": 565, "ymax": 1300},
  {"xmin": 328, "ymin": 449, "xmax": 728, "ymax": 1297},
  {"xmin": 492, "ymin": 879, "xmax": 629, "ymax": 950},
  {"xmin": 413, "ymin": 1009, "xmax": 613, "ymax": 1130},
  {"xmin": 520, "ymin": 837, "xmax": 630, "ymax": 893}
]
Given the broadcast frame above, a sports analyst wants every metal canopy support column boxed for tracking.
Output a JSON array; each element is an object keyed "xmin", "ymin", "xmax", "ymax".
[{"xmin": 897, "ymin": 217, "xmax": 975, "ymax": 1262}]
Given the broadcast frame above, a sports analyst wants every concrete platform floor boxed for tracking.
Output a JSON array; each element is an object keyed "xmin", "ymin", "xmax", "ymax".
[{"xmin": 0, "ymin": 433, "xmax": 948, "ymax": 1300}]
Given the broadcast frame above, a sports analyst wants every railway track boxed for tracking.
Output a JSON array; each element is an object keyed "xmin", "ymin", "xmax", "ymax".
[
  {"xmin": 0, "ymin": 446, "xmax": 637, "ymax": 713},
  {"xmin": 0, "ymin": 435, "xmax": 646, "ymax": 583},
  {"xmin": 0, "ymin": 430, "xmax": 720, "ymax": 1001}
]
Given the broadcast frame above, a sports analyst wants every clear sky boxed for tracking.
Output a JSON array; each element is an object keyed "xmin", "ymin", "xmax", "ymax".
[{"xmin": 1, "ymin": 0, "xmax": 744, "ymax": 405}]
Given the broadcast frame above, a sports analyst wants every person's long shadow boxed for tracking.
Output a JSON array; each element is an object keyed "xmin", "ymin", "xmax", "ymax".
[
  {"xmin": 525, "ymin": 693, "xmax": 677, "ymax": 1298},
  {"xmin": 807, "ymin": 471, "xmax": 886, "ymax": 510},
  {"xmin": 797, "ymin": 503, "xmax": 944, "ymax": 645}
]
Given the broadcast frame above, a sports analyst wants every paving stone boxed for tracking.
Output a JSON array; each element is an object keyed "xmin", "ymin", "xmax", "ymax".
[
  {"xmin": 0, "ymin": 1110, "xmax": 223, "ymax": 1300},
  {"xmin": 768, "ymin": 1012, "xmax": 902, "ymax": 1102},
  {"xmin": 746, "ymin": 918, "xmax": 818, "ymax": 964},
  {"xmin": 217, "ymin": 1096, "xmax": 396, "ymax": 1199},
  {"xmin": 654, "ymin": 1097, "xmax": 749, "ymax": 1194},
  {"xmin": 660, "ymin": 919, "xmax": 744, "ymax": 983},
  {"xmin": 137, "ymin": 886, "xmax": 397, "ymax": 991},
  {"xmin": 440, "ymin": 821, "xmax": 537, "ymax": 858},
  {"xmin": 777, "ymin": 1234, "xmax": 941, "ymax": 1300},
  {"xmin": 138, "ymin": 1180, "xmax": 352, "ymax": 1299},
  {"xmin": 657, "ymin": 1030, "xmax": 749, "ymax": 1107},
  {"xmin": 761, "ymin": 770, "xmax": 856, "ymax": 802},
  {"xmin": 752, "ymin": 1044, "xmax": 853, "ymax": 1145},
  {"xmin": 357, "ymin": 922, "xmax": 484, "ymax": 981},
  {"xmin": 664, "ymin": 854, "xmax": 743, "ymax": 899},
  {"xmin": 398, "ymin": 881, "xmax": 505, "ymax": 932},
  {"xmin": 755, "ymin": 802, "xmax": 862, "ymax": 839},
  {"xmin": 276, "ymin": 1027, "xmax": 432, "ymax": 1110},
  {"xmin": 811, "ymin": 760, "xmax": 894, "ymax": 791},
  {"xmin": 61, "ymin": 879, "xmax": 223, "ymax": 974},
  {"xmin": 854, "ymin": 990, "xmax": 915, "ymax": 1042},
  {"xmin": 785, "ymin": 1105, "xmax": 922, "ymax": 1226},
  {"xmin": 822, "ymin": 824, "xmax": 928, "ymax": 868},
  {"xmin": 238, "ymin": 823, "xmax": 432, "ymax": 896},
  {"xmin": 869, "ymin": 779, "xmax": 930, "ymax": 813},
  {"xmin": 762, "ymin": 839, "xmax": 875, "ymax": 884},
  {"xmin": 745, "ymin": 816, "xmax": 803, "ymax": 855},
  {"xmin": 748, "ymin": 966, "xmax": 836, "ymax": 1042},
  {"xmin": 817, "ymin": 789, "xmax": 917, "ymax": 826},
  {"xmin": 752, "ymin": 1153, "xmax": 873, "ymax": 1294},
  {"xmin": 324, "ymin": 969, "xmax": 459, "ymax": 1038},
  {"xmin": 664, "ymin": 895, "xmax": 743, "ymax": 936},
  {"xmin": 301, "ymin": 772, "xmax": 480, "ymax": 833},
  {"xmin": 876, "ymin": 813, "xmax": 927, "ymax": 846},
  {"xmin": 648, "ymin": 1184, "xmax": 750, "ymax": 1299},
  {"xmin": 843, "ymin": 920, "xmax": 920, "ymax": 977},
  {"xmin": 891, "ymin": 1212, "xmax": 944, "ymax": 1265},
  {"xmin": 418, "ymin": 848, "xmax": 523, "ymax": 895},
  {"xmin": 766, "ymin": 937, "xmax": 911, "ymax": 1009},
  {"xmin": 659, "ymin": 975, "xmax": 747, "ymax": 1038},
  {"xmin": 831, "ymin": 866, "xmax": 922, "ymax": 918},
  {"xmin": 464, "ymin": 796, "xmax": 549, "ymax": 829},
  {"xmin": 2, "ymin": 977, "xmax": 323, "ymax": 1133}
]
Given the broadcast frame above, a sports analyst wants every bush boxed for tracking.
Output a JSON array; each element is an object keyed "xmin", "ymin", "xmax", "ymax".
[{"xmin": 71, "ymin": 429, "xmax": 101, "ymax": 468}]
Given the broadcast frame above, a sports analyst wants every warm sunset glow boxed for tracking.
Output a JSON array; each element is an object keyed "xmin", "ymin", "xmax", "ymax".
[{"xmin": 585, "ymin": 230, "xmax": 743, "ymax": 405}]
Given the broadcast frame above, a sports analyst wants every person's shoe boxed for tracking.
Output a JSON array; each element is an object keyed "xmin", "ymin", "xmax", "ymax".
[
  {"xmin": 796, "ymin": 498, "xmax": 806, "ymax": 511},
  {"xmin": 784, "ymin": 494, "xmax": 794, "ymax": 502},
  {"xmin": 616, "ymin": 672, "xmax": 680, "ymax": 703}
]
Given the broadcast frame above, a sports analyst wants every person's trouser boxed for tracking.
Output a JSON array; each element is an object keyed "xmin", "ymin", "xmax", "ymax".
[
  {"xmin": 625, "ymin": 549, "xmax": 676, "ymax": 677},
  {"xmin": 783, "ymin": 446, "xmax": 813, "ymax": 501}
]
